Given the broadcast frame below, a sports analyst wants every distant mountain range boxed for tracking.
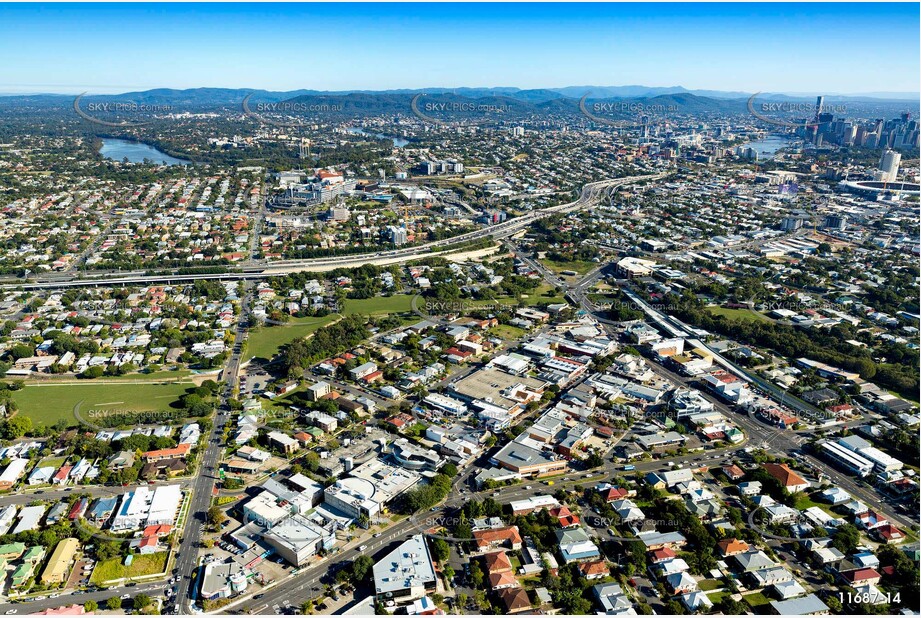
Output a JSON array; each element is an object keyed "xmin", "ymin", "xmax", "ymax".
[
  {"xmin": 2, "ymin": 85, "xmax": 917, "ymax": 103},
  {"xmin": 2, "ymin": 87, "xmax": 915, "ymax": 126}
]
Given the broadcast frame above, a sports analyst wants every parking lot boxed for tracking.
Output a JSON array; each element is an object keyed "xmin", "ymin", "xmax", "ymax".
[
  {"xmin": 200, "ymin": 514, "xmax": 293, "ymax": 589},
  {"xmin": 66, "ymin": 557, "xmax": 95, "ymax": 589},
  {"xmin": 239, "ymin": 364, "xmax": 272, "ymax": 396}
]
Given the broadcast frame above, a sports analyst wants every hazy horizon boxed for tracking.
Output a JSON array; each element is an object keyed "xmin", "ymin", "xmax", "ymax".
[
  {"xmin": 1, "ymin": 86, "xmax": 918, "ymax": 101},
  {"xmin": 1, "ymin": 3, "xmax": 918, "ymax": 95}
]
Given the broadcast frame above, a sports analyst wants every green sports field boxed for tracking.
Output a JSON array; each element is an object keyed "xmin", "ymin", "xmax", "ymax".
[
  {"xmin": 11, "ymin": 381, "xmax": 192, "ymax": 428},
  {"xmin": 539, "ymin": 258, "xmax": 597, "ymax": 276}
]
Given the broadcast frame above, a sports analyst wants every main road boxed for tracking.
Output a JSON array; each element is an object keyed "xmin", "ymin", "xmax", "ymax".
[
  {"xmin": 586, "ymin": 285, "xmax": 914, "ymax": 531},
  {"xmin": 172, "ymin": 283, "xmax": 254, "ymax": 614}
]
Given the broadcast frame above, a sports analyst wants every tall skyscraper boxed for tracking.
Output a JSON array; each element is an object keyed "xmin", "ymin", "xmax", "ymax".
[
  {"xmin": 878, "ymin": 149, "xmax": 901, "ymax": 182},
  {"xmin": 813, "ymin": 95, "xmax": 825, "ymax": 123}
]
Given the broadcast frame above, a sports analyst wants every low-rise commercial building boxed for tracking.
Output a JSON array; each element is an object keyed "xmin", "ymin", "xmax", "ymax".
[
  {"xmin": 373, "ymin": 535, "xmax": 437, "ymax": 606},
  {"xmin": 262, "ymin": 514, "xmax": 336, "ymax": 566}
]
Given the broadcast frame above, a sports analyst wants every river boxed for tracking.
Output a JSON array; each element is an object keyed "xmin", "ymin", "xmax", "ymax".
[
  {"xmin": 346, "ymin": 128, "xmax": 409, "ymax": 148},
  {"xmin": 746, "ymin": 135, "xmax": 797, "ymax": 160},
  {"xmin": 99, "ymin": 138, "xmax": 190, "ymax": 165}
]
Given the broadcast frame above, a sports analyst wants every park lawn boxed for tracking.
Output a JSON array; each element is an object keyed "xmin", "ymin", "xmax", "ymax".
[
  {"xmin": 471, "ymin": 284, "xmax": 566, "ymax": 310},
  {"xmin": 245, "ymin": 314, "xmax": 339, "ymax": 362},
  {"xmin": 343, "ymin": 294, "xmax": 415, "ymax": 317},
  {"xmin": 791, "ymin": 492, "xmax": 838, "ymax": 516},
  {"xmin": 91, "ymin": 551, "xmax": 169, "ymax": 584},
  {"xmin": 706, "ymin": 306, "xmax": 773, "ymax": 323},
  {"xmin": 539, "ymin": 258, "xmax": 597, "ymax": 276},
  {"xmin": 11, "ymin": 381, "xmax": 192, "ymax": 428}
]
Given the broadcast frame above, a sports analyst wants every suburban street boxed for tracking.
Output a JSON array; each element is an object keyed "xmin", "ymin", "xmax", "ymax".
[{"xmin": 222, "ymin": 441, "xmax": 749, "ymax": 615}]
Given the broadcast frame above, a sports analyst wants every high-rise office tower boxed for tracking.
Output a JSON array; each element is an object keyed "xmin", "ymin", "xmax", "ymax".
[
  {"xmin": 878, "ymin": 149, "xmax": 901, "ymax": 182},
  {"xmin": 813, "ymin": 95, "xmax": 825, "ymax": 122}
]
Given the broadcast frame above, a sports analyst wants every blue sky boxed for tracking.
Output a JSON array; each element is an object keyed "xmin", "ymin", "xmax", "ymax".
[{"xmin": 1, "ymin": 3, "xmax": 918, "ymax": 95}]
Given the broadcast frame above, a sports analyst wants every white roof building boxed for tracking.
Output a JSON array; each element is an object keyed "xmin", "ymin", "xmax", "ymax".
[
  {"xmin": 147, "ymin": 484, "xmax": 182, "ymax": 526},
  {"xmin": 13, "ymin": 505, "xmax": 46, "ymax": 534},
  {"xmin": 0, "ymin": 458, "xmax": 30, "ymax": 488},
  {"xmin": 373, "ymin": 534, "xmax": 436, "ymax": 605},
  {"xmin": 111, "ymin": 487, "xmax": 153, "ymax": 531}
]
